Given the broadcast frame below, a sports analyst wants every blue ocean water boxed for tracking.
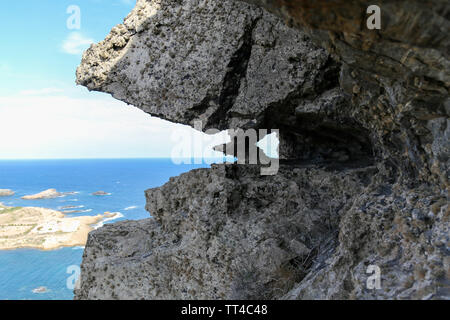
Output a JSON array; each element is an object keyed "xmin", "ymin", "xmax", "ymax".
[{"xmin": 0, "ymin": 158, "xmax": 214, "ymax": 300}]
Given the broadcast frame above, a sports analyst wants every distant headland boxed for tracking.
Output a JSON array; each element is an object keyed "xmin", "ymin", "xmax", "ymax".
[{"xmin": 0, "ymin": 203, "xmax": 121, "ymax": 250}]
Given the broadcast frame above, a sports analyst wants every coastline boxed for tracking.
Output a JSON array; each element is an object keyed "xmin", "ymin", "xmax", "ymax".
[
  {"xmin": 0, "ymin": 205, "xmax": 120, "ymax": 251},
  {"xmin": 0, "ymin": 159, "xmax": 196, "ymax": 300}
]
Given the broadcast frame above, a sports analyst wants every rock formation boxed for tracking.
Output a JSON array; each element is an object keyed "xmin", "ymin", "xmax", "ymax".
[
  {"xmin": 75, "ymin": 0, "xmax": 449, "ymax": 300},
  {"xmin": 22, "ymin": 189, "xmax": 63, "ymax": 200},
  {"xmin": 92, "ymin": 191, "xmax": 111, "ymax": 196},
  {"xmin": 0, "ymin": 189, "xmax": 14, "ymax": 197}
]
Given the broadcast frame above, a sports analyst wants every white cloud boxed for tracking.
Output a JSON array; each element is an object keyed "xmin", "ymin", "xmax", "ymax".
[
  {"xmin": 0, "ymin": 91, "xmax": 228, "ymax": 159},
  {"xmin": 62, "ymin": 32, "xmax": 94, "ymax": 55}
]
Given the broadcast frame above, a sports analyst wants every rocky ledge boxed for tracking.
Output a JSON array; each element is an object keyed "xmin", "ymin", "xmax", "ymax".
[{"xmin": 75, "ymin": 0, "xmax": 448, "ymax": 300}]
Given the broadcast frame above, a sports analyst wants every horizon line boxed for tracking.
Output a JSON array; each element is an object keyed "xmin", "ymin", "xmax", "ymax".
[{"xmin": 0, "ymin": 156, "xmax": 231, "ymax": 161}]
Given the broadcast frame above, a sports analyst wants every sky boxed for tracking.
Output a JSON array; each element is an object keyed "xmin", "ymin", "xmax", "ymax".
[{"xmin": 0, "ymin": 0, "xmax": 229, "ymax": 159}]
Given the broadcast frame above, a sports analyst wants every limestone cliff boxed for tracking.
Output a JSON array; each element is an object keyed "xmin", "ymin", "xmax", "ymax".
[{"xmin": 75, "ymin": 0, "xmax": 449, "ymax": 300}]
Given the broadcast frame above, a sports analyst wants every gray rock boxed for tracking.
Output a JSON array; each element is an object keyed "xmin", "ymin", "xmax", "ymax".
[
  {"xmin": 75, "ymin": 164, "xmax": 374, "ymax": 299},
  {"xmin": 76, "ymin": 0, "xmax": 332, "ymax": 134},
  {"xmin": 75, "ymin": 0, "xmax": 449, "ymax": 300},
  {"xmin": 241, "ymin": 0, "xmax": 450, "ymax": 187}
]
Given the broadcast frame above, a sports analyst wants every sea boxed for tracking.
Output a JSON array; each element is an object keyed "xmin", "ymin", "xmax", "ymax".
[{"xmin": 0, "ymin": 158, "xmax": 218, "ymax": 300}]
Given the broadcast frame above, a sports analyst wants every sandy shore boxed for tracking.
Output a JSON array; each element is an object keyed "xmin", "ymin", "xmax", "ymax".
[{"xmin": 0, "ymin": 204, "xmax": 119, "ymax": 250}]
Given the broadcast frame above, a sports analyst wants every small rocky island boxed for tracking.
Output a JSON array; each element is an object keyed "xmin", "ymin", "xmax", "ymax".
[
  {"xmin": 0, "ymin": 203, "xmax": 119, "ymax": 250},
  {"xmin": 92, "ymin": 191, "xmax": 111, "ymax": 196},
  {"xmin": 0, "ymin": 189, "xmax": 15, "ymax": 197},
  {"xmin": 21, "ymin": 189, "xmax": 63, "ymax": 200},
  {"xmin": 32, "ymin": 286, "xmax": 49, "ymax": 294}
]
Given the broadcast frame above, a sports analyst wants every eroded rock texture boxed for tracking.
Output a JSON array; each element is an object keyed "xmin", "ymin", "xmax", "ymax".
[
  {"xmin": 75, "ymin": 0, "xmax": 449, "ymax": 300},
  {"xmin": 76, "ymin": 165, "xmax": 375, "ymax": 299},
  {"xmin": 243, "ymin": 0, "xmax": 450, "ymax": 185}
]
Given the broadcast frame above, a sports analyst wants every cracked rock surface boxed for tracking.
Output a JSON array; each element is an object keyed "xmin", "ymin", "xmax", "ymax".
[
  {"xmin": 75, "ymin": 0, "xmax": 449, "ymax": 300},
  {"xmin": 76, "ymin": 164, "xmax": 375, "ymax": 299}
]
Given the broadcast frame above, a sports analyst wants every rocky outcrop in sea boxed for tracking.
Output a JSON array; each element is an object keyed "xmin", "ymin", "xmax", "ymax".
[
  {"xmin": 22, "ymin": 189, "xmax": 63, "ymax": 200},
  {"xmin": 75, "ymin": 0, "xmax": 449, "ymax": 300},
  {"xmin": 0, "ymin": 189, "xmax": 15, "ymax": 197}
]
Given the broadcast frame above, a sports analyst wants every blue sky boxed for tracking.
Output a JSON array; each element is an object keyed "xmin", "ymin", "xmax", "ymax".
[
  {"xmin": 0, "ymin": 0, "xmax": 135, "ymax": 96},
  {"xmin": 0, "ymin": 0, "xmax": 229, "ymax": 159}
]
